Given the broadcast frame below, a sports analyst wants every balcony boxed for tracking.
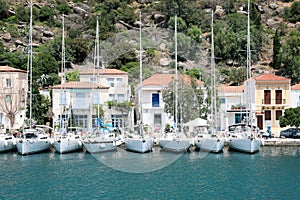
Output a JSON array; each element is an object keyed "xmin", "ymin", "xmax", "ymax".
[{"xmin": 261, "ymin": 99, "xmax": 286, "ymax": 105}]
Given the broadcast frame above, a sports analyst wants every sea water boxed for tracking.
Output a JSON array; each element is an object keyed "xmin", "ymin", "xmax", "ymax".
[{"xmin": 0, "ymin": 146, "xmax": 299, "ymax": 199}]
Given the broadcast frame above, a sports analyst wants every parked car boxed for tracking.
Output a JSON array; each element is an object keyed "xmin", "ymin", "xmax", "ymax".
[{"xmin": 280, "ymin": 128, "xmax": 300, "ymax": 138}]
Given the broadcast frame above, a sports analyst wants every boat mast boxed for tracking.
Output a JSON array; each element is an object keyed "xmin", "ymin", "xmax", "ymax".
[
  {"xmin": 96, "ymin": 17, "xmax": 100, "ymax": 123},
  {"xmin": 139, "ymin": 12, "xmax": 144, "ymax": 136},
  {"xmin": 247, "ymin": 0, "xmax": 253, "ymax": 128},
  {"xmin": 60, "ymin": 14, "xmax": 66, "ymax": 131},
  {"xmin": 174, "ymin": 15, "xmax": 178, "ymax": 134},
  {"xmin": 29, "ymin": 0, "xmax": 33, "ymax": 128},
  {"xmin": 211, "ymin": 10, "xmax": 217, "ymax": 134}
]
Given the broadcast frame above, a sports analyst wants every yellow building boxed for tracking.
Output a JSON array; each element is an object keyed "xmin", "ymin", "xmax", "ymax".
[{"xmin": 249, "ymin": 73, "xmax": 290, "ymax": 136}]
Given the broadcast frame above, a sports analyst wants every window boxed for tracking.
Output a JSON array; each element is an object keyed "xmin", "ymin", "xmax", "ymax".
[
  {"xmin": 90, "ymin": 77, "xmax": 96, "ymax": 82},
  {"xmin": 154, "ymin": 114, "xmax": 161, "ymax": 125},
  {"xmin": 60, "ymin": 92, "xmax": 67, "ymax": 105},
  {"xmin": 220, "ymin": 98, "xmax": 226, "ymax": 104},
  {"xmin": 109, "ymin": 94, "xmax": 115, "ymax": 101},
  {"xmin": 75, "ymin": 93, "xmax": 86, "ymax": 109},
  {"xmin": 93, "ymin": 92, "xmax": 99, "ymax": 104},
  {"xmin": 275, "ymin": 90, "xmax": 282, "ymax": 104},
  {"xmin": 116, "ymin": 78, "xmax": 122, "ymax": 86},
  {"xmin": 117, "ymin": 94, "xmax": 125, "ymax": 102},
  {"xmin": 276, "ymin": 110, "xmax": 282, "ymax": 120},
  {"xmin": 264, "ymin": 90, "xmax": 271, "ymax": 104},
  {"xmin": 265, "ymin": 110, "xmax": 271, "ymax": 120},
  {"xmin": 74, "ymin": 115, "xmax": 88, "ymax": 129},
  {"xmin": 107, "ymin": 78, "xmax": 114, "ymax": 87},
  {"xmin": 6, "ymin": 78, "xmax": 12, "ymax": 88},
  {"xmin": 5, "ymin": 95, "xmax": 11, "ymax": 103},
  {"xmin": 152, "ymin": 93, "xmax": 159, "ymax": 107}
]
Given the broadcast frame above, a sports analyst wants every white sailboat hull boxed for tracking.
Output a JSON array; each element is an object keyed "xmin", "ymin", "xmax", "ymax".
[
  {"xmin": 229, "ymin": 137, "xmax": 261, "ymax": 153},
  {"xmin": 54, "ymin": 139, "xmax": 82, "ymax": 154},
  {"xmin": 83, "ymin": 139, "xmax": 117, "ymax": 153},
  {"xmin": 159, "ymin": 139, "xmax": 191, "ymax": 153},
  {"xmin": 125, "ymin": 138, "xmax": 153, "ymax": 153},
  {"xmin": 16, "ymin": 139, "xmax": 51, "ymax": 155},
  {"xmin": 195, "ymin": 137, "xmax": 225, "ymax": 153},
  {"xmin": 0, "ymin": 135, "xmax": 16, "ymax": 152}
]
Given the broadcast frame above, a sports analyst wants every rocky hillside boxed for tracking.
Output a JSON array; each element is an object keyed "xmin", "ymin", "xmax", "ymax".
[{"xmin": 0, "ymin": 0, "xmax": 299, "ymax": 84}]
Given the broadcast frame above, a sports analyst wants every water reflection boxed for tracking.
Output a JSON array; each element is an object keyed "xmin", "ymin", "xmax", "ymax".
[{"xmin": 91, "ymin": 146, "xmax": 183, "ymax": 173}]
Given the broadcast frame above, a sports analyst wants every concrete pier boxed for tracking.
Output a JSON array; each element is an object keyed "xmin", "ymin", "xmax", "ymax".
[{"xmin": 263, "ymin": 138, "xmax": 300, "ymax": 146}]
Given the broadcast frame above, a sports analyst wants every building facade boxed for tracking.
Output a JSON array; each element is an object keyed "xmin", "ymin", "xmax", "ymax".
[
  {"xmin": 52, "ymin": 68, "xmax": 132, "ymax": 132},
  {"xmin": 0, "ymin": 65, "xmax": 27, "ymax": 130},
  {"xmin": 136, "ymin": 72, "xmax": 204, "ymax": 134}
]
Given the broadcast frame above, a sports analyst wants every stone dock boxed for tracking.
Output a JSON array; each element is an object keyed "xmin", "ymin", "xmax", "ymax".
[{"xmin": 263, "ymin": 138, "xmax": 300, "ymax": 146}]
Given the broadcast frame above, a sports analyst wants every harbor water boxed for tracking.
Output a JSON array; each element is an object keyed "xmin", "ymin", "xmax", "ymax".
[{"xmin": 1, "ymin": 146, "xmax": 299, "ymax": 199}]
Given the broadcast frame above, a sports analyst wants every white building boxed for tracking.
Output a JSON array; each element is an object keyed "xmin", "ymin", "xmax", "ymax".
[
  {"xmin": 0, "ymin": 65, "xmax": 27, "ymax": 130},
  {"xmin": 290, "ymin": 83, "xmax": 300, "ymax": 108},
  {"xmin": 136, "ymin": 72, "xmax": 204, "ymax": 134},
  {"xmin": 52, "ymin": 68, "xmax": 132, "ymax": 132},
  {"xmin": 218, "ymin": 84, "xmax": 245, "ymax": 130},
  {"xmin": 79, "ymin": 68, "xmax": 132, "ymax": 131}
]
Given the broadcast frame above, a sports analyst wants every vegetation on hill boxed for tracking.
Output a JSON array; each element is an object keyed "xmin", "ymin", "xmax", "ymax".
[{"xmin": 0, "ymin": 0, "xmax": 300, "ymax": 124}]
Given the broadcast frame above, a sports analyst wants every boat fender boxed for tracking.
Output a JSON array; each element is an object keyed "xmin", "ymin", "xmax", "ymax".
[
  {"xmin": 78, "ymin": 140, "xmax": 82, "ymax": 146},
  {"xmin": 19, "ymin": 139, "xmax": 23, "ymax": 143},
  {"xmin": 4, "ymin": 140, "xmax": 8, "ymax": 146}
]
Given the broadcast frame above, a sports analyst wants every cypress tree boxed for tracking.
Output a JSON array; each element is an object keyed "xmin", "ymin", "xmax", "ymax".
[{"xmin": 273, "ymin": 29, "xmax": 281, "ymax": 69}]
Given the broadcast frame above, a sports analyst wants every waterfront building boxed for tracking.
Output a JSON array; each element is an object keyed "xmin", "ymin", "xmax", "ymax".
[
  {"xmin": 218, "ymin": 84, "xmax": 245, "ymax": 130},
  {"xmin": 136, "ymin": 71, "xmax": 204, "ymax": 134},
  {"xmin": 0, "ymin": 65, "xmax": 27, "ymax": 130},
  {"xmin": 79, "ymin": 68, "xmax": 132, "ymax": 131},
  {"xmin": 248, "ymin": 73, "xmax": 290, "ymax": 137},
  {"xmin": 218, "ymin": 73, "xmax": 290, "ymax": 137},
  {"xmin": 51, "ymin": 67, "xmax": 132, "ymax": 132},
  {"xmin": 290, "ymin": 83, "xmax": 300, "ymax": 108},
  {"xmin": 51, "ymin": 81, "xmax": 109, "ymax": 132}
]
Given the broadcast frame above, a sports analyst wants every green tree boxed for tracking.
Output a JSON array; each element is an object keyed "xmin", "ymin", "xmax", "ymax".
[
  {"xmin": 272, "ymin": 29, "xmax": 281, "ymax": 69},
  {"xmin": 162, "ymin": 74, "xmax": 207, "ymax": 124},
  {"xmin": 0, "ymin": 0, "xmax": 9, "ymax": 20},
  {"xmin": 279, "ymin": 30, "xmax": 300, "ymax": 84},
  {"xmin": 187, "ymin": 25, "xmax": 202, "ymax": 43},
  {"xmin": 66, "ymin": 70, "xmax": 80, "ymax": 82},
  {"xmin": 280, "ymin": 107, "xmax": 300, "ymax": 130},
  {"xmin": 283, "ymin": 1, "xmax": 300, "ymax": 23}
]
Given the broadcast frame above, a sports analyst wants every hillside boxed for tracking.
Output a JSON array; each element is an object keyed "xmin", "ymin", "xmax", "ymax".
[{"xmin": 0, "ymin": 0, "xmax": 299, "ymax": 85}]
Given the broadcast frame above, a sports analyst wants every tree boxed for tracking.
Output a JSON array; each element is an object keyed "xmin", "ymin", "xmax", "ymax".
[
  {"xmin": 162, "ymin": 74, "xmax": 207, "ymax": 124},
  {"xmin": 272, "ymin": 29, "xmax": 281, "ymax": 69},
  {"xmin": 279, "ymin": 30, "xmax": 300, "ymax": 84},
  {"xmin": 280, "ymin": 107, "xmax": 300, "ymax": 130}
]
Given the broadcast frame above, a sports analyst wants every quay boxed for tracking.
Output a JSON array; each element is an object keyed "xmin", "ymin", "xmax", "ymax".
[{"xmin": 263, "ymin": 138, "xmax": 300, "ymax": 146}]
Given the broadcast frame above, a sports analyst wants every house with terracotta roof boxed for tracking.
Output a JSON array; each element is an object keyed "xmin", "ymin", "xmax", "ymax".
[
  {"xmin": 79, "ymin": 68, "xmax": 132, "ymax": 130},
  {"xmin": 51, "ymin": 81, "xmax": 109, "ymax": 132},
  {"xmin": 136, "ymin": 71, "xmax": 204, "ymax": 134},
  {"xmin": 0, "ymin": 65, "xmax": 27, "ymax": 130},
  {"xmin": 218, "ymin": 73, "xmax": 290, "ymax": 136},
  {"xmin": 246, "ymin": 73, "xmax": 290, "ymax": 136},
  {"xmin": 290, "ymin": 83, "xmax": 300, "ymax": 108}
]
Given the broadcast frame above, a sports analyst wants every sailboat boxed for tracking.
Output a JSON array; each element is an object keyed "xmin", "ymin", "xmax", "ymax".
[
  {"xmin": 53, "ymin": 15, "xmax": 83, "ymax": 154},
  {"xmin": 16, "ymin": 0, "xmax": 51, "ymax": 155},
  {"xmin": 125, "ymin": 12, "xmax": 154, "ymax": 153},
  {"xmin": 82, "ymin": 17, "xmax": 119, "ymax": 153},
  {"xmin": 194, "ymin": 11, "xmax": 224, "ymax": 153},
  {"xmin": 0, "ymin": 132, "xmax": 16, "ymax": 152},
  {"xmin": 159, "ymin": 15, "xmax": 191, "ymax": 153},
  {"xmin": 228, "ymin": 0, "xmax": 262, "ymax": 153}
]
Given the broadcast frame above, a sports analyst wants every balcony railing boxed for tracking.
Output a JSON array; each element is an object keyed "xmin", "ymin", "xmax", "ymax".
[{"xmin": 261, "ymin": 99, "xmax": 286, "ymax": 105}]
